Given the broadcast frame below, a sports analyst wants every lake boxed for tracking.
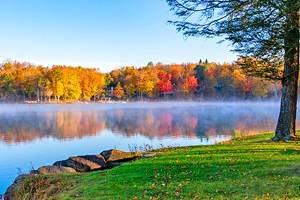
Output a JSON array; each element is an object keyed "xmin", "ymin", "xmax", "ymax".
[{"xmin": 0, "ymin": 102, "xmax": 293, "ymax": 193}]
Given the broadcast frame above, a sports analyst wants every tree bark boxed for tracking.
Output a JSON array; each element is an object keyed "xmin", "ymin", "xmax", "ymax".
[{"xmin": 273, "ymin": 10, "xmax": 300, "ymax": 141}]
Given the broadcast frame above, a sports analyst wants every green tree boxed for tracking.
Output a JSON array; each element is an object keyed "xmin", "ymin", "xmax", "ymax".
[
  {"xmin": 0, "ymin": 73, "xmax": 15, "ymax": 100},
  {"xmin": 167, "ymin": 0, "xmax": 300, "ymax": 141}
]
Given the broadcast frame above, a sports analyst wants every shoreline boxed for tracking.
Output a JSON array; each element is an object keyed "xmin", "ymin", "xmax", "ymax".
[
  {"xmin": 0, "ymin": 100, "xmax": 283, "ymax": 108},
  {"xmin": 4, "ymin": 133, "xmax": 300, "ymax": 199},
  {"xmin": 0, "ymin": 98, "xmax": 282, "ymax": 105},
  {"xmin": 3, "ymin": 149, "xmax": 155, "ymax": 200}
]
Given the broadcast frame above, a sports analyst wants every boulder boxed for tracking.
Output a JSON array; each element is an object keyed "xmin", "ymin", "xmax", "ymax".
[
  {"xmin": 71, "ymin": 155, "xmax": 107, "ymax": 170},
  {"xmin": 37, "ymin": 165, "xmax": 76, "ymax": 174},
  {"xmin": 142, "ymin": 153, "xmax": 157, "ymax": 158},
  {"xmin": 54, "ymin": 159, "xmax": 88, "ymax": 172},
  {"xmin": 54, "ymin": 154, "xmax": 106, "ymax": 172},
  {"xmin": 101, "ymin": 149, "xmax": 142, "ymax": 162}
]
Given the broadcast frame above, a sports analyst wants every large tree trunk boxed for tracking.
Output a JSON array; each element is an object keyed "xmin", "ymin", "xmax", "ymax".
[{"xmin": 273, "ymin": 10, "xmax": 300, "ymax": 141}]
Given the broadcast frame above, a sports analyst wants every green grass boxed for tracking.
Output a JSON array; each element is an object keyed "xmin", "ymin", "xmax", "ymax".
[{"xmin": 13, "ymin": 133, "xmax": 300, "ymax": 199}]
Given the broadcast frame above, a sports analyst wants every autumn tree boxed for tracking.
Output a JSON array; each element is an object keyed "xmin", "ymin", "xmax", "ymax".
[
  {"xmin": 169, "ymin": 64, "xmax": 184, "ymax": 92},
  {"xmin": 43, "ymin": 79, "xmax": 53, "ymax": 101},
  {"xmin": 113, "ymin": 82, "xmax": 125, "ymax": 99},
  {"xmin": 181, "ymin": 75, "xmax": 198, "ymax": 95},
  {"xmin": 61, "ymin": 68, "xmax": 81, "ymax": 100},
  {"xmin": 167, "ymin": 0, "xmax": 300, "ymax": 141},
  {"xmin": 0, "ymin": 60, "xmax": 282, "ymax": 102},
  {"xmin": 48, "ymin": 67, "xmax": 64, "ymax": 100},
  {"xmin": 79, "ymin": 68, "xmax": 104, "ymax": 101},
  {"xmin": 232, "ymin": 68, "xmax": 248, "ymax": 97},
  {"xmin": 144, "ymin": 67, "xmax": 160, "ymax": 97},
  {"xmin": 123, "ymin": 67, "xmax": 138, "ymax": 98},
  {"xmin": 158, "ymin": 71, "xmax": 173, "ymax": 95},
  {"xmin": 136, "ymin": 71, "xmax": 154, "ymax": 98},
  {"xmin": 91, "ymin": 72, "xmax": 105, "ymax": 101}
]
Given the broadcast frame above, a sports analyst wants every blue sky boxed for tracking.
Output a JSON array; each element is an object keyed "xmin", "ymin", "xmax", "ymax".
[{"xmin": 0, "ymin": 0, "xmax": 236, "ymax": 72}]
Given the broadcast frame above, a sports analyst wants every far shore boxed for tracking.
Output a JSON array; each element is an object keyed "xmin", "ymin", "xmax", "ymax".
[{"xmin": 0, "ymin": 98, "xmax": 282, "ymax": 105}]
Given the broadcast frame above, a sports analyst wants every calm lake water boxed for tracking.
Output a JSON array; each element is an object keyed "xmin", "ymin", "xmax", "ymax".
[{"xmin": 0, "ymin": 102, "xmax": 294, "ymax": 193}]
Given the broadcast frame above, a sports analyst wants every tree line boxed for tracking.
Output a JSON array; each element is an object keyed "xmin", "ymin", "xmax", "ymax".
[
  {"xmin": 0, "ymin": 60, "xmax": 280, "ymax": 102},
  {"xmin": 0, "ymin": 62, "xmax": 104, "ymax": 101}
]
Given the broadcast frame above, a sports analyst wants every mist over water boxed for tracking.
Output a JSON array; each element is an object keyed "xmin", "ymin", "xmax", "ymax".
[{"xmin": 0, "ymin": 101, "xmax": 296, "ymax": 193}]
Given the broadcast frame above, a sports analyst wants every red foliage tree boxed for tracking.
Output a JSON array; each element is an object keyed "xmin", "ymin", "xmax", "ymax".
[
  {"xmin": 185, "ymin": 76, "xmax": 198, "ymax": 92},
  {"xmin": 181, "ymin": 75, "xmax": 198, "ymax": 94},
  {"xmin": 158, "ymin": 72, "xmax": 173, "ymax": 94}
]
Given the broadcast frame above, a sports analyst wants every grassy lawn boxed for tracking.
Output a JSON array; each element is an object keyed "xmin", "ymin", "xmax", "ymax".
[{"xmin": 14, "ymin": 133, "xmax": 300, "ymax": 200}]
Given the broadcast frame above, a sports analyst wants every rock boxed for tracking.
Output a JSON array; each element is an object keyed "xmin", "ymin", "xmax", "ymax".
[
  {"xmin": 54, "ymin": 159, "xmax": 88, "ymax": 172},
  {"xmin": 37, "ymin": 165, "xmax": 76, "ymax": 174},
  {"xmin": 101, "ymin": 149, "xmax": 142, "ymax": 162},
  {"xmin": 54, "ymin": 154, "xmax": 106, "ymax": 172},
  {"xmin": 100, "ymin": 149, "xmax": 142, "ymax": 168},
  {"xmin": 71, "ymin": 155, "xmax": 107, "ymax": 170},
  {"xmin": 142, "ymin": 153, "xmax": 157, "ymax": 158}
]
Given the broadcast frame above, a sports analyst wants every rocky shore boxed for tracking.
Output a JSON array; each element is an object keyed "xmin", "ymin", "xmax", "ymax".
[{"xmin": 4, "ymin": 149, "xmax": 155, "ymax": 200}]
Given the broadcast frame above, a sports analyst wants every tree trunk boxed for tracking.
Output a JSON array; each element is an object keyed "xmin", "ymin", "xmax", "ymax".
[
  {"xmin": 273, "ymin": 10, "xmax": 300, "ymax": 141},
  {"xmin": 36, "ymin": 89, "xmax": 40, "ymax": 102}
]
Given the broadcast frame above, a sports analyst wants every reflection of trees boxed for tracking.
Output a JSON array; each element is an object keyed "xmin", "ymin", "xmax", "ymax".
[
  {"xmin": 0, "ymin": 106, "xmax": 294, "ymax": 144},
  {"xmin": 104, "ymin": 107, "xmax": 283, "ymax": 140},
  {"xmin": 104, "ymin": 109, "xmax": 199, "ymax": 139},
  {"xmin": 0, "ymin": 111, "xmax": 106, "ymax": 144}
]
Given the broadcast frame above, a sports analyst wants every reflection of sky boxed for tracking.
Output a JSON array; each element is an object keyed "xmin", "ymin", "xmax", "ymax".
[{"xmin": 0, "ymin": 102, "xmax": 293, "ymax": 193}]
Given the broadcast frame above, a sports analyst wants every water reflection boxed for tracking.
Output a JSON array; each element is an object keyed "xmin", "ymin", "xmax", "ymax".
[
  {"xmin": 0, "ymin": 102, "xmax": 295, "ymax": 193},
  {"xmin": 0, "ymin": 103, "xmax": 284, "ymax": 144},
  {"xmin": 0, "ymin": 111, "xmax": 106, "ymax": 143}
]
